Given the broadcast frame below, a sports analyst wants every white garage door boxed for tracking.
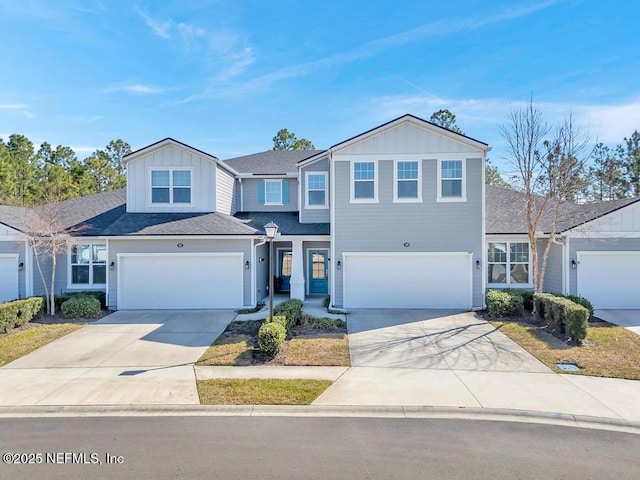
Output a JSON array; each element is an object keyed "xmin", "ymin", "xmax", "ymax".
[
  {"xmin": 118, "ymin": 254, "xmax": 243, "ymax": 309},
  {"xmin": 343, "ymin": 253, "xmax": 472, "ymax": 309},
  {"xmin": 0, "ymin": 255, "xmax": 19, "ymax": 304},
  {"xmin": 577, "ymin": 251, "xmax": 640, "ymax": 309}
]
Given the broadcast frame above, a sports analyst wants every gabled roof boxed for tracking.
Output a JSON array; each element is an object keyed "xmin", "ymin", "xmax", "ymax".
[
  {"xmin": 125, "ymin": 137, "xmax": 219, "ymax": 163},
  {"xmin": 223, "ymin": 150, "xmax": 324, "ymax": 175},
  {"xmin": 329, "ymin": 113, "xmax": 490, "ymax": 154}
]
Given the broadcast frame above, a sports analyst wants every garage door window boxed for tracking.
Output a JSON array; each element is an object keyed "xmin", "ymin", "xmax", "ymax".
[
  {"xmin": 488, "ymin": 242, "xmax": 530, "ymax": 285},
  {"xmin": 70, "ymin": 243, "xmax": 107, "ymax": 286}
]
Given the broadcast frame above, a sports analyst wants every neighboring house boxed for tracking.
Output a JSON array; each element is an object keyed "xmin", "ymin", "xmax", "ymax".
[{"xmin": 0, "ymin": 114, "xmax": 639, "ymax": 310}]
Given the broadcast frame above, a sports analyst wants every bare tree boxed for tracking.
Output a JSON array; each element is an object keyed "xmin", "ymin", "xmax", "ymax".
[
  {"xmin": 25, "ymin": 192, "xmax": 81, "ymax": 315},
  {"xmin": 500, "ymin": 99, "xmax": 590, "ymax": 292}
]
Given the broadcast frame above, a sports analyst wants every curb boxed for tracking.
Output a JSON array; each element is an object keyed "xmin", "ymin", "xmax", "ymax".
[{"xmin": 0, "ymin": 404, "xmax": 638, "ymax": 434}]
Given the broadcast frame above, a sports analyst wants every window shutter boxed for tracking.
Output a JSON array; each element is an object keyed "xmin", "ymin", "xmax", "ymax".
[
  {"xmin": 282, "ymin": 181, "xmax": 290, "ymax": 204},
  {"xmin": 258, "ymin": 181, "xmax": 265, "ymax": 205}
]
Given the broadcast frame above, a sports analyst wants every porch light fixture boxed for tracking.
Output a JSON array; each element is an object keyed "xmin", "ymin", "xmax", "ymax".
[
  {"xmin": 245, "ymin": 260, "xmax": 250, "ymax": 270},
  {"xmin": 336, "ymin": 260, "xmax": 342, "ymax": 270},
  {"xmin": 264, "ymin": 221, "xmax": 279, "ymax": 322},
  {"xmin": 109, "ymin": 261, "xmax": 115, "ymax": 271},
  {"xmin": 18, "ymin": 262, "xmax": 24, "ymax": 271},
  {"xmin": 571, "ymin": 259, "xmax": 577, "ymax": 269},
  {"xmin": 475, "ymin": 259, "xmax": 481, "ymax": 269}
]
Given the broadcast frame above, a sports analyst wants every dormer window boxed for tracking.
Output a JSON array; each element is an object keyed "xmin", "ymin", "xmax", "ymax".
[{"xmin": 151, "ymin": 169, "xmax": 192, "ymax": 204}]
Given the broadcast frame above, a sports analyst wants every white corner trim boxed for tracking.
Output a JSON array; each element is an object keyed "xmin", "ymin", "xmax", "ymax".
[{"xmin": 392, "ymin": 159, "xmax": 423, "ymax": 203}]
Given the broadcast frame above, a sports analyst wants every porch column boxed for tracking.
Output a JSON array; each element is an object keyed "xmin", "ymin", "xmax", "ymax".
[{"xmin": 290, "ymin": 239, "xmax": 305, "ymax": 300}]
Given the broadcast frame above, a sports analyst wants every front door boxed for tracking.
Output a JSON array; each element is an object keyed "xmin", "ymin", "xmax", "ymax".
[
  {"xmin": 308, "ymin": 249, "xmax": 329, "ymax": 294},
  {"xmin": 278, "ymin": 249, "xmax": 292, "ymax": 292}
]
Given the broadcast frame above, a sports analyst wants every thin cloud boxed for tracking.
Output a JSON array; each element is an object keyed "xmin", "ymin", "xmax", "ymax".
[
  {"xmin": 104, "ymin": 83, "xmax": 168, "ymax": 94},
  {"xmin": 135, "ymin": 6, "xmax": 171, "ymax": 39},
  {"xmin": 185, "ymin": 0, "xmax": 559, "ymax": 101},
  {"xmin": 0, "ymin": 103, "xmax": 35, "ymax": 118}
]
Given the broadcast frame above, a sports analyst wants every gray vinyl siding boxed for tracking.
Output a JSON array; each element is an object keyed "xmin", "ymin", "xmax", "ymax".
[
  {"xmin": 241, "ymin": 178, "xmax": 298, "ymax": 212},
  {"xmin": 215, "ymin": 166, "xmax": 237, "ymax": 215},
  {"xmin": 538, "ymin": 239, "xmax": 563, "ymax": 293},
  {"xmin": 32, "ymin": 251, "xmax": 68, "ymax": 298},
  {"xmin": 569, "ymin": 237, "xmax": 640, "ymax": 296},
  {"xmin": 107, "ymin": 239, "xmax": 253, "ymax": 309},
  {"xmin": 332, "ymin": 157, "xmax": 484, "ymax": 307},
  {"xmin": 256, "ymin": 242, "xmax": 269, "ymax": 303},
  {"xmin": 0, "ymin": 241, "xmax": 26, "ymax": 299},
  {"xmin": 300, "ymin": 157, "xmax": 330, "ymax": 223}
]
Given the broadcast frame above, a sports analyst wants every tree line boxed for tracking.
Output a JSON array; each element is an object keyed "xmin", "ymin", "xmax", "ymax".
[{"xmin": 0, "ymin": 135, "xmax": 131, "ymax": 206}]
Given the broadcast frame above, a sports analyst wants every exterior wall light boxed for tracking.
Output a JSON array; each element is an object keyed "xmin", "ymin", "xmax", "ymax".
[
  {"xmin": 571, "ymin": 259, "xmax": 577, "ymax": 269},
  {"xmin": 245, "ymin": 260, "xmax": 250, "ymax": 270},
  {"xmin": 18, "ymin": 262, "xmax": 24, "ymax": 271},
  {"xmin": 336, "ymin": 260, "xmax": 342, "ymax": 270},
  {"xmin": 475, "ymin": 259, "xmax": 481, "ymax": 269},
  {"xmin": 109, "ymin": 261, "xmax": 115, "ymax": 271}
]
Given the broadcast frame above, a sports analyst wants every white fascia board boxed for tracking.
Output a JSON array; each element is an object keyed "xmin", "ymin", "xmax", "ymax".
[
  {"xmin": 238, "ymin": 173, "xmax": 298, "ymax": 178},
  {"xmin": 297, "ymin": 151, "xmax": 329, "ymax": 168},
  {"xmin": 270, "ymin": 235, "xmax": 330, "ymax": 242},
  {"xmin": 93, "ymin": 235, "xmax": 262, "ymax": 240}
]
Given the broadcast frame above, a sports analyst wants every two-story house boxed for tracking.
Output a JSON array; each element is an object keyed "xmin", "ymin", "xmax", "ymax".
[{"xmin": 1, "ymin": 114, "xmax": 639, "ymax": 311}]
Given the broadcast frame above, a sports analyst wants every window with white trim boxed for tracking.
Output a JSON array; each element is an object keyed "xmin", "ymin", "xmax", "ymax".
[
  {"xmin": 487, "ymin": 242, "xmax": 530, "ymax": 285},
  {"xmin": 306, "ymin": 172, "xmax": 327, "ymax": 208},
  {"xmin": 264, "ymin": 180, "xmax": 282, "ymax": 204},
  {"xmin": 353, "ymin": 161, "xmax": 375, "ymax": 200},
  {"xmin": 440, "ymin": 160, "xmax": 463, "ymax": 198},
  {"xmin": 151, "ymin": 169, "xmax": 192, "ymax": 204},
  {"xmin": 395, "ymin": 161, "xmax": 420, "ymax": 200},
  {"xmin": 70, "ymin": 243, "xmax": 107, "ymax": 285}
]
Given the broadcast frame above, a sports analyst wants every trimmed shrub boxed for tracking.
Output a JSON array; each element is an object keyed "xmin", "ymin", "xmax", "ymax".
[
  {"xmin": 61, "ymin": 295, "xmax": 101, "ymax": 319},
  {"xmin": 564, "ymin": 302, "xmax": 589, "ymax": 341},
  {"xmin": 486, "ymin": 290, "xmax": 524, "ymax": 317},
  {"xmin": 532, "ymin": 293, "xmax": 589, "ymax": 342},
  {"xmin": 552, "ymin": 293, "xmax": 594, "ymax": 317},
  {"xmin": 0, "ymin": 297, "xmax": 45, "ymax": 333},
  {"xmin": 258, "ymin": 321, "xmax": 286, "ymax": 357},
  {"xmin": 265, "ymin": 315, "xmax": 290, "ymax": 331},
  {"xmin": 310, "ymin": 317, "xmax": 347, "ymax": 330},
  {"xmin": 55, "ymin": 290, "xmax": 106, "ymax": 310},
  {"xmin": 502, "ymin": 288, "xmax": 534, "ymax": 312},
  {"xmin": 533, "ymin": 293, "xmax": 555, "ymax": 320},
  {"xmin": 273, "ymin": 299, "xmax": 303, "ymax": 326}
]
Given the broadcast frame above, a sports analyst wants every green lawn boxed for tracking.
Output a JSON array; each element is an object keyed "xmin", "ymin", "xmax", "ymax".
[
  {"xmin": 0, "ymin": 324, "xmax": 84, "ymax": 367},
  {"xmin": 197, "ymin": 378, "xmax": 333, "ymax": 405}
]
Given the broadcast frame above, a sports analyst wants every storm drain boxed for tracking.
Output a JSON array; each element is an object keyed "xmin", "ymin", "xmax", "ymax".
[{"xmin": 556, "ymin": 363, "xmax": 580, "ymax": 371}]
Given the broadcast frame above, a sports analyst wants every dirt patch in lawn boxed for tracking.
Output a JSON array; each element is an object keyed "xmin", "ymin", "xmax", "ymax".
[
  {"xmin": 197, "ymin": 378, "xmax": 332, "ymax": 405},
  {"xmin": 196, "ymin": 320, "xmax": 350, "ymax": 367},
  {"xmin": 0, "ymin": 323, "xmax": 84, "ymax": 367},
  {"xmin": 492, "ymin": 319, "xmax": 640, "ymax": 380}
]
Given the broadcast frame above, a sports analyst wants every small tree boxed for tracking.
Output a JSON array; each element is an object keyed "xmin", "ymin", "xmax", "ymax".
[
  {"xmin": 485, "ymin": 159, "xmax": 511, "ymax": 188},
  {"xmin": 272, "ymin": 128, "xmax": 315, "ymax": 150},
  {"xmin": 429, "ymin": 109, "xmax": 464, "ymax": 134}
]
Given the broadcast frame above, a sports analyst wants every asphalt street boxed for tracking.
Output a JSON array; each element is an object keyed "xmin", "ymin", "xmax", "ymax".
[{"xmin": 0, "ymin": 416, "xmax": 638, "ymax": 479}]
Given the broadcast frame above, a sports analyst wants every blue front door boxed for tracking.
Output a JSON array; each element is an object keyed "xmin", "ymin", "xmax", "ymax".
[
  {"xmin": 278, "ymin": 250, "xmax": 292, "ymax": 292},
  {"xmin": 308, "ymin": 250, "xmax": 328, "ymax": 294}
]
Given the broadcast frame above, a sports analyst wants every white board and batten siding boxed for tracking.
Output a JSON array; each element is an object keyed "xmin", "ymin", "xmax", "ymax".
[
  {"xmin": 126, "ymin": 144, "xmax": 216, "ymax": 213},
  {"xmin": 342, "ymin": 252, "xmax": 473, "ymax": 309},
  {"xmin": 216, "ymin": 165, "xmax": 237, "ymax": 215}
]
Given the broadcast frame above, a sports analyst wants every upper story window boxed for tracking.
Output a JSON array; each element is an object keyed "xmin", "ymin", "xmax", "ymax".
[
  {"xmin": 488, "ymin": 242, "xmax": 530, "ymax": 285},
  {"xmin": 265, "ymin": 180, "xmax": 283, "ymax": 205},
  {"xmin": 394, "ymin": 161, "xmax": 421, "ymax": 202},
  {"xmin": 352, "ymin": 161, "xmax": 377, "ymax": 202},
  {"xmin": 70, "ymin": 243, "xmax": 106, "ymax": 286},
  {"xmin": 151, "ymin": 169, "xmax": 192, "ymax": 204},
  {"xmin": 438, "ymin": 159, "xmax": 466, "ymax": 202},
  {"xmin": 305, "ymin": 172, "xmax": 328, "ymax": 208}
]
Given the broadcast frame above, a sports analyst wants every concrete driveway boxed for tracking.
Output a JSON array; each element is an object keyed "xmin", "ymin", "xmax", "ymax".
[
  {"xmin": 595, "ymin": 310, "xmax": 640, "ymax": 335},
  {"xmin": 0, "ymin": 310, "xmax": 234, "ymax": 406}
]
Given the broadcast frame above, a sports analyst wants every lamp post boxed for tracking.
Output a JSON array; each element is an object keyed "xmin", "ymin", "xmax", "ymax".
[{"xmin": 264, "ymin": 221, "xmax": 279, "ymax": 321}]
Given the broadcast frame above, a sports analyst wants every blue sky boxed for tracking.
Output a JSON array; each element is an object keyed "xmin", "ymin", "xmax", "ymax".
[{"xmin": 1, "ymin": 0, "xmax": 639, "ymax": 170}]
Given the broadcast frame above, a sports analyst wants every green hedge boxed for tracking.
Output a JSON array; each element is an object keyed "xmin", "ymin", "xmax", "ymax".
[
  {"xmin": 501, "ymin": 289, "xmax": 534, "ymax": 312},
  {"xmin": 551, "ymin": 293, "xmax": 594, "ymax": 317},
  {"xmin": 0, "ymin": 297, "xmax": 44, "ymax": 334},
  {"xmin": 486, "ymin": 290, "xmax": 524, "ymax": 317},
  {"xmin": 61, "ymin": 295, "xmax": 102, "ymax": 319},
  {"xmin": 533, "ymin": 293, "xmax": 589, "ymax": 342},
  {"xmin": 273, "ymin": 299, "xmax": 303, "ymax": 326},
  {"xmin": 265, "ymin": 315, "xmax": 291, "ymax": 332},
  {"xmin": 258, "ymin": 321, "xmax": 286, "ymax": 357},
  {"xmin": 55, "ymin": 291, "xmax": 106, "ymax": 310}
]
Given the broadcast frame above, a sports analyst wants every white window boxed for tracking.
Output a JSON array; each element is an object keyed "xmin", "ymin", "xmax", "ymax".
[
  {"xmin": 264, "ymin": 180, "xmax": 283, "ymax": 205},
  {"xmin": 394, "ymin": 160, "xmax": 421, "ymax": 202},
  {"xmin": 487, "ymin": 242, "xmax": 530, "ymax": 285},
  {"xmin": 305, "ymin": 172, "xmax": 328, "ymax": 208},
  {"xmin": 438, "ymin": 159, "xmax": 466, "ymax": 201},
  {"xmin": 70, "ymin": 243, "xmax": 107, "ymax": 286},
  {"xmin": 151, "ymin": 169, "xmax": 192, "ymax": 204},
  {"xmin": 352, "ymin": 161, "xmax": 377, "ymax": 202}
]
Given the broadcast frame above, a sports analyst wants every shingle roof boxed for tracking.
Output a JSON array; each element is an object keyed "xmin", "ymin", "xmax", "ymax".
[
  {"xmin": 486, "ymin": 185, "xmax": 640, "ymax": 234},
  {"xmin": 233, "ymin": 212, "xmax": 330, "ymax": 235},
  {"xmin": 0, "ymin": 204, "xmax": 31, "ymax": 233},
  {"xmin": 223, "ymin": 150, "xmax": 325, "ymax": 174}
]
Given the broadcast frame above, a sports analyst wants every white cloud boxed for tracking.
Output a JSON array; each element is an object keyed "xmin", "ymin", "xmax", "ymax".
[
  {"xmin": 0, "ymin": 103, "xmax": 35, "ymax": 118},
  {"xmin": 135, "ymin": 6, "xmax": 171, "ymax": 39},
  {"xmin": 69, "ymin": 145, "xmax": 100, "ymax": 155},
  {"xmin": 104, "ymin": 83, "xmax": 168, "ymax": 95}
]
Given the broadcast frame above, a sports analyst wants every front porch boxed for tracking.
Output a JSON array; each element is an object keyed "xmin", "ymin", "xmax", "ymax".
[{"xmin": 270, "ymin": 239, "xmax": 331, "ymax": 300}]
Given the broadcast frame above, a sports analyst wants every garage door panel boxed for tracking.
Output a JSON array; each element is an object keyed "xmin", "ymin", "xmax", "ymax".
[
  {"xmin": 118, "ymin": 254, "xmax": 243, "ymax": 309},
  {"xmin": 0, "ymin": 256, "xmax": 18, "ymax": 304},
  {"xmin": 344, "ymin": 254, "xmax": 471, "ymax": 309},
  {"xmin": 578, "ymin": 252, "xmax": 640, "ymax": 309}
]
